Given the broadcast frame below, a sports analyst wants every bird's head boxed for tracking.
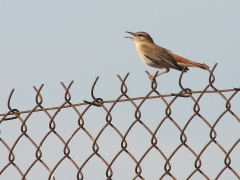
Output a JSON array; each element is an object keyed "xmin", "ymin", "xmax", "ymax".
[{"xmin": 125, "ymin": 31, "xmax": 154, "ymax": 44}]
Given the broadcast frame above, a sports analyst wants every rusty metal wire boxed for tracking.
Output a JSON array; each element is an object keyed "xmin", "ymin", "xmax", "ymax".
[{"xmin": 0, "ymin": 63, "xmax": 239, "ymax": 179}]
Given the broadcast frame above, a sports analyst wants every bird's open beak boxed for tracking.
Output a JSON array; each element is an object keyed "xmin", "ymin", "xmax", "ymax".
[{"xmin": 124, "ymin": 31, "xmax": 135, "ymax": 39}]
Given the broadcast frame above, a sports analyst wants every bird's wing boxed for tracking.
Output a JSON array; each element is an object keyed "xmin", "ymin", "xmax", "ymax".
[
  {"xmin": 141, "ymin": 44, "xmax": 181, "ymax": 70},
  {"xmin": 165, "ymin": 48, "xmax": 172, "ymax": 53}
]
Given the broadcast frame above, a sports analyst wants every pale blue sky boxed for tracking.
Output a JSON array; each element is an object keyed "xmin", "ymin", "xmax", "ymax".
[{"xmin": 0, "ymin": 1, "xmax": 240, "ymax": 180}]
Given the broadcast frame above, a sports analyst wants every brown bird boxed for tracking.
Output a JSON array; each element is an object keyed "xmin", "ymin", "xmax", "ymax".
[{"xmin": 125, "ymin": 31, "xmax": 208, "ymax": 76}]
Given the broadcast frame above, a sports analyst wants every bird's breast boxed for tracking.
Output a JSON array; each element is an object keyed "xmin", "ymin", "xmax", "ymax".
[{"xmin": 135, "ymin": 45, "xmax": 164, "ymax": 68}]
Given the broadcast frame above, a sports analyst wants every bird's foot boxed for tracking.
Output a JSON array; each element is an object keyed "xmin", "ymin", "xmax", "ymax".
[
  {"xmin": 149, "ymin": 75, "xmax": 157, "ymax": 82},
  {"xmin": 145, "ymin": 70, "xmax": 157, "ymax": 82},
  {"xmin": 145, "ymin": 68, "xmax": 170, "ymax": 82}
]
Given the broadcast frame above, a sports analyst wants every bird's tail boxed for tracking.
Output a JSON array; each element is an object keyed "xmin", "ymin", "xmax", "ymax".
[{"xmin": 170, "ymin": 53, "xmax": 209, "ymax": 70}]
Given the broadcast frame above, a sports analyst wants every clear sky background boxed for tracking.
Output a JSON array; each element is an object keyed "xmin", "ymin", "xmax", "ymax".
[{"xmin": 0, "ymin": 1, "xmax": 240, "ymax": 180}]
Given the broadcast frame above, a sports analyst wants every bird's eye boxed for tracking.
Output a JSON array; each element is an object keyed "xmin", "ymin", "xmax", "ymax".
[{"xmin": 138, "ymin": 34, "xmax": 143, "ymax": 36}]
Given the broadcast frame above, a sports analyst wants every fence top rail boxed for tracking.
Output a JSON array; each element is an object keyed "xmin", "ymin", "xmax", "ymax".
[{"xmin": 0, "ymin": 88, "xmax": 238, "ymax": 117}]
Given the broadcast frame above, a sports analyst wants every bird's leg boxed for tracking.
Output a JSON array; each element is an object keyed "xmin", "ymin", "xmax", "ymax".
[
  {"xmin": 156, "ymin": 68, "xmax": 170, "ymax": 77},
  {"xmin": 146, "ymin": 68, "xmax": 170, "ymax": 81}
]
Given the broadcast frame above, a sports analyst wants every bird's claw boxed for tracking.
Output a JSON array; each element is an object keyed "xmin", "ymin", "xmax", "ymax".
[{"xmin": 148, "ymin": 75, "xmax": 157, "ymax": 82}]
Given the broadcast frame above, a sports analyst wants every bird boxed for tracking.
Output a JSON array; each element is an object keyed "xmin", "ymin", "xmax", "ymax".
[{"xmin": 125, "ymin": 31, "xmax": 208, "ymax": 77}]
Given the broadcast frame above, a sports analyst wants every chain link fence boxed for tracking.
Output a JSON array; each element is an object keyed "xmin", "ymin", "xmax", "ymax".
[{"xmin": 0, "ymin": 64, "xmax": 240, "ymax": 179}]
